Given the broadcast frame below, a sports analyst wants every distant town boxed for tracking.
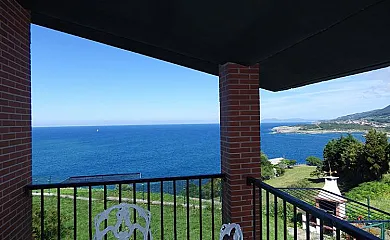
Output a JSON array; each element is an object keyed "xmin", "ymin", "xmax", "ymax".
[
  {"xmin": 272, "ymin": 105, "xmax": 390, "ymax": 135},
  {"xmin": 329, "ymin": 119, "xmax": 390, "ymax": 128}
]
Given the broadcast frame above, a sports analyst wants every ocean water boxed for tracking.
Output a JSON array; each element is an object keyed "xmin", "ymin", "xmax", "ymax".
[{"xmin": 32, "ymin": 123, "xmax": 365, "ymax": 182}]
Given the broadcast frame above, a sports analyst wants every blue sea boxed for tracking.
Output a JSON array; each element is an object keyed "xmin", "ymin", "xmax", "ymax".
[{"xmin": 32, "ymin": 123, "xmax": 365, "ymax": 183}]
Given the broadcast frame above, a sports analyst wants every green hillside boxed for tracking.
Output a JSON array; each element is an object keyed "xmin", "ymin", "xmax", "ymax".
[
  {"xmin": 266, "ymin": 167, "xmax": 390, "ymax": 214},
  {"xmin": 265, "ymin": 165, "xmax": 323, "ymax": 188},
  {"xmin": 335, "ymin": 105, "xmax": 390, "ymax": 122},
  {"xmin": 277, "ymin": 105, "xmax": 390, "ymax": 134}
]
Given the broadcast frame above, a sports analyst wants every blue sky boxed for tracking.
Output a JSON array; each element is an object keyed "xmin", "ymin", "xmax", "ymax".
[{"xmin": 31, "ymin": 25, "xmax": 390, "ymax": 126}]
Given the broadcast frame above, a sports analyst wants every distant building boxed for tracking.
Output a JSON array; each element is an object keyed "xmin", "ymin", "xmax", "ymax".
[{"xmin": 268, "ymin": 157, "xmax": 284, "ymax": 165}]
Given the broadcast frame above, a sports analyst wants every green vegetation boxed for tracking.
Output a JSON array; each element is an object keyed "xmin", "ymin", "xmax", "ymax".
[
  {"xmin": 264, "ymin": 153, "xmax": 390, "ymax": 219},
  {"xmin": 186, "ymin": 178, "xmax": 222, "ymax": 199},
  {"xmin": 335, "ymin": 105, "xmax": 390, "ymax": 122},
  {"xmin": 300, "ymin": 123, "xmax": 376, "ymax": 132},
  {"xmin": 306, "ymin": 156, "xmax": 324, "ymax": 179},
  {"xmin": 306, "ymin": 156, "xmax": 322, "ymax": 167},
  {"xmin": 281, "ymin": 159, "xmax": 297, "ymax": 166},
  {"xmin": 33, "ymin": 203, "xmax": 72, "ymax": 239},
  {"xmin": 276, "ymin": 105, "xmax": 390, "ymax": 134},
  {"xmin": 32, "ymin": 126, "xmax": 390, "ymax": 239},
  {"xmin": 32, "ymin": 186, "xmax": 290, "ymax": 239},
  {"xmin": 263, "ymin": 129, "xmax": 390, "ymax": 237},
  {"xmin": 265, "ymin": 165, "xmax": 323, "ymax": 188},
  {"xmin": 261, "ymin": 152, "xmax": 299, "ymax": 180},
  {"xmin": 261, "ymin": 152, "xmax": 274, "ymax": 180},
  {"xmin": 33, "ymin": 188, "xmax": 222, "ymax": 240},
  {"xmin": 346, "ymin": 174, "xmax": 390, "ymax": 213},
  {"xmin": 322, "ymin": 129, "xmax": 390, "ymax": 189}
]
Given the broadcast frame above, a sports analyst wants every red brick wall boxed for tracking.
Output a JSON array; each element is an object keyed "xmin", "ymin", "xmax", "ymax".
[
  {"xmin": 0, "ymin": 0, "xmax": 32, "ymax": 239},
  {"xmin": 219, "ymin": 63, "xmax": 261, "ymax": 239}
]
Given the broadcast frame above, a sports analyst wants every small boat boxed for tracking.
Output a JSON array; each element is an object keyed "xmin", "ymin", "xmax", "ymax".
[{"xmin": 96, "ymin": 129, "xmax": 99, "ymax": 132}]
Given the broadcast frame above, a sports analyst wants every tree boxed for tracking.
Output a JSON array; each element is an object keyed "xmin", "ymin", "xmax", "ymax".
[
  {"xmin": 387, "ymin": 143, "xmax": 390, "ymax": 166},
  {"xmin": 361, "ymin": 129, "xmax": 389, "ymax": 181},
  {"xmin": 322, "ymin": 134, "xmax": 365, "ymax": 187},
  {"xmin": 340, "ymin": 140, "xmax": 364, "ymax": 179},
  {"xmin": 186, "ymin": 182, "xmax": 199, "ymax": 198},
  {"xmin": 306, "ymin": 156, "xmax": 322, "ymax": 167},
  {"xmin": 322, "ymin": 130, "xmax": 390, "ymax": 188},
  {"xmin": 307, "ymin": 156, "xmax": 324, "ymax": 178},
  {"xmin": 203, "ymin": 178, "xmax": 222, "ymax": 199},
  {"xmin": 261, "ymin": 152, "xmax": 274, "ymax": 180},
  {"xmin": 323, "ymin": 134, "xmax": 363, "ymax": 177},
  {"xmin": 274, "ymin": 165, "xmax": 286, "ymax": 176},
  {"xmin": 282, "ymin": 159, "xmax": 297, "ymax": 166},
  {"xmin": 310, "ymin": 166, "xmax": 324, "ymax": 179}
]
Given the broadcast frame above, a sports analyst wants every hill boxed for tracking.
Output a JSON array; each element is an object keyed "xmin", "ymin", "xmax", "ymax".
[
  {"xmin": 334, "ymin": 105, "xmax": 390, "ymax": 123},
  {"xmin": 272, "ymin": 105, "xmax": 390, "ymax": 134},
  {"xmin": 266, "ymin": 167, "xmax": 390, "ymax": 214},
  {"xmin": 265, "ymin": 165, "xmax": 323, "ymax": 188}
]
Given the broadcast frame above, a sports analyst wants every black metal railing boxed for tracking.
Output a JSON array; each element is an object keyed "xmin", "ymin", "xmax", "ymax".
[
  {"xmin": 247, "ymin": 177, "xmax": 381, "ymax": 240},
  {"xmin": 279, "ymin": 187, "xmax": 390, "ymax": 223},
  {"xmin": 27, "ymin": 173, "xmax": 224, "ymax": 240}
]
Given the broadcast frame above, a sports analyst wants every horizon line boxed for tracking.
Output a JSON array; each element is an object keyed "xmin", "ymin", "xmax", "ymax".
[
  {"xmin": 32, "ymin": 120, "xmax": 321, "ymax": 128},
  {"xmin": 32, "ymin": 122, "xmax": 220, "ymax": 128}
]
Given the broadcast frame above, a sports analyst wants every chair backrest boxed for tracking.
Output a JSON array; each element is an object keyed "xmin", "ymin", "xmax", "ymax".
[
  {"xmin": 219, "ymin": 223, "xmax": 243, "ymax": 240},
  {"xmin": 93, "ymin": 203, "xmax": 153, "ymax": 240}
]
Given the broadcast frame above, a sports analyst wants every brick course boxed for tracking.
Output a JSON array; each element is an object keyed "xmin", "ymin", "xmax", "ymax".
[
  {"xmin": 0, "ymin": 0, "xmax": 31, "ymax": 239},
  {"xmin": 219, "ymin": 63, "xmax": 261, "ymax": 240}
]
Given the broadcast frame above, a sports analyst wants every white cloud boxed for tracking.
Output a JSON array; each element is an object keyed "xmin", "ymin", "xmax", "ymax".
[
  {"xmin": 362, "ymin": 80, "xmax": 390, "ymax": 99},
  {"xmin": 261, "ymin": 67, "xmax": 390, "ymax": 120}
]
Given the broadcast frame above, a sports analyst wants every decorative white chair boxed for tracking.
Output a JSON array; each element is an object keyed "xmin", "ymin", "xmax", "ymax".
[
  {"xmin": 93, "ymin": 203, "xmax": 153, "ymax": 240},
  {"xmin": 219, "ymin": 223, "xmax": 243, "ymax": 240}
]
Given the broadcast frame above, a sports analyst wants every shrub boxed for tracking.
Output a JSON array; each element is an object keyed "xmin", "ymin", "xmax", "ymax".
[
  {"xmin": 183, "ymin": 179, "xmax": 222, "ymax": 199},
  {"xmin": 185, "ymin": 182, "xmax": 200, "ymax": 198},
  {"xmin": 310, "ymin": 166, "xmax": 325, "ymax": 178},
  {"xmin": 287, "ymin": 179, "xmax": 312, "ymax": 188},
  {"xmin": 32, "ymin": 203, "xmax": 72, "ymax": 239},
  {"xmin": 306, "ymin": 156, "xmax": 322, "ymax": 167},
  {"xmin": 261, "ymin": 152, "xmax": 275, "ymax": 180},
  {"xmin": 274, "ymin": 166, "xmax": 286, "ymax": 177},
  {"xmin": 282, "ymin": 159, "xmax": 297, "ymax": 166},
  {"xmin": 345, "ymin": 180, "xmax": 390, "ymax": 201},
  {"xmin": 203, "ymin": 178, "xmax": 222, "ymax": 199},
  {"xmin": 266, "ymin": 201, "xmax": 301, "ymax": 226}
]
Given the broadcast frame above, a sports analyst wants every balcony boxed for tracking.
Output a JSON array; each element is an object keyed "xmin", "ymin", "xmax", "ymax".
[
  {"xmin": 2, "ymin": 1, "xmax": 390, "ymax": 239},
  {"xmin": 26, "ymin": 174, "xmax": 385, "ymax": 240}
]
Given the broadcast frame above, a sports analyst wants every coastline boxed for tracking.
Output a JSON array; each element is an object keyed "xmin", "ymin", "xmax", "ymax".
[
  {"xmin": 272, "ymin": 126, "xmax": 390, "ymax": 137},
  {"xmin": 271, "ymin": 126, "xmax": 371, "ymax": 135}
]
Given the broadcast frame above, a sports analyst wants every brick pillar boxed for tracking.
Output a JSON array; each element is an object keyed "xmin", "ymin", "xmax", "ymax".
[
  {"xmin": 0, "ymin": 1, "xmax": 32, "ymax": 239},
  {"xmin": 219, "ymin": 63, "xmax": 261, "ymax": 239}
]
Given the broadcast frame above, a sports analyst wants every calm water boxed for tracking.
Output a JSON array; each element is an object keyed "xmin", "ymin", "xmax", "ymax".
[{"xmin": 32, "ymin": 123, "xmax": 364, "ymax": 182}]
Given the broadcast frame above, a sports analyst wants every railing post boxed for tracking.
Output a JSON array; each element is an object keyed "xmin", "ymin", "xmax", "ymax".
[{"xmin": 219, "ymin": 63, "xmax": 261, "ymax": 239}]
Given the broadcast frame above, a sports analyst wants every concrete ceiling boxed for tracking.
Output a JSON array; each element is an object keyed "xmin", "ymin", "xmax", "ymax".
[{"xmin": 19, "ymin": 0, "xmax": 390, "ymax": 91}]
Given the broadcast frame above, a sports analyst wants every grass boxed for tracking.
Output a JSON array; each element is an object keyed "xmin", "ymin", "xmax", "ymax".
[
  {"xmin": 34, "ymin": 187, "xmax": 216, "ymax": 207},
  {"xmin": 345, "ymin": 174, "xmax": 390, "ymax": 214},
  {"xmin": 33, "ymin": 167, "xmax": 330, "ymax": 240},
  {"xmin": 264, "ymin": 165, "xmax": 390, "ymax": 227},
  {"xmin": 265, "ymin": 165, "xmax": 324, "ymax": 188},
  {"xmin": 33, "ymin": 191, "xmax": 221, "ymax": 240},
  {"xmin": 33, "ymin": 187, "xmax": 291, "ymax": 239},
  {"xmin": 264, "ymin": 165, "xmax": 390, "ymax": 214}
]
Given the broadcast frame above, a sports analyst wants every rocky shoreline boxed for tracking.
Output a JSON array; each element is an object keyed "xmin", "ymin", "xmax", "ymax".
[{"xmin": 272, "ymin": 126, "xmax": 367, "ymax": 135}]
